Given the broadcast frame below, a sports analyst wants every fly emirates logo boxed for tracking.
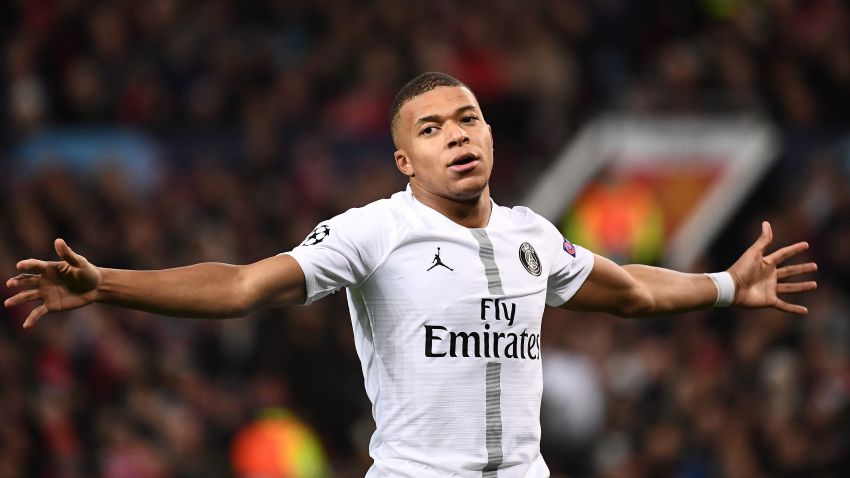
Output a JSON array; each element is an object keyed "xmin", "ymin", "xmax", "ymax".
[{"xmin": 424, "ymin": 298, "xmax": 541, "ymax": 360}]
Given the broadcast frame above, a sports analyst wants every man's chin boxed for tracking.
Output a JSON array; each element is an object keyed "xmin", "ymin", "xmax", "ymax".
[{"xmin": 449, "ymin": 179, "xmax": 489, "ymax": 202}]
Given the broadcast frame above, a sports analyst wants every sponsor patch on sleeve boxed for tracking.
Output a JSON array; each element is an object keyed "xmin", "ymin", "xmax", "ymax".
[{"xmin": 563, "ymin": 238, "xmax": 576, "ymax": 257}]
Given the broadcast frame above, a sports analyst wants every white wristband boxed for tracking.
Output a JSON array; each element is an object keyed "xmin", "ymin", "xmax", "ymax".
[{"xmin": 706, "ymin": 272, "xmax": 735, "ymax": 307}]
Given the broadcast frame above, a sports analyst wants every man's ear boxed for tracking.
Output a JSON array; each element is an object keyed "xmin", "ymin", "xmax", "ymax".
[
  {"xmin": 488, "ymin": 124, "xmax": 494, "ymax": 150},
  {"xmin": 394, "ymin": 150, "xmax": 415, "ymax": 177}
]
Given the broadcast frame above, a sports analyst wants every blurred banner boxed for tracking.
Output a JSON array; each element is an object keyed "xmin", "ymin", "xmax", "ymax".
[
  {"xmin": 525, "ymin": 115, "xmax": 778, "ymax": 269},
  {"xmin": 13, "ymin": 127, "xmax": 161, "ymax": 192}
]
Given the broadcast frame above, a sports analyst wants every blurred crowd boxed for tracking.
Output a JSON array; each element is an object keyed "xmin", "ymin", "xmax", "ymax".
[{"xmin": 1, "ymin": 0, "xmax": 849, "ymax": 477}]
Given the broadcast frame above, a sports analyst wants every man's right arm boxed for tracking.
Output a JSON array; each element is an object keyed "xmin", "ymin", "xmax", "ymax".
[
  {"xmin": 98, "ymin": 254, "xmax": 307, "ymax": 317},
  {"xmin": 4, "ymin": 239, "xmax": 306, "ymax": 328}
]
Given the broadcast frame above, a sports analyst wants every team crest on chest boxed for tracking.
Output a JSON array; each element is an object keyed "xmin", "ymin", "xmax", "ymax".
[{"xmin": 518, "ymin": 242, "xmax": 541, "ymax": 276}]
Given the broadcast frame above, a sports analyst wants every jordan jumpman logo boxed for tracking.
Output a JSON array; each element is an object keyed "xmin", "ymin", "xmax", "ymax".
[{"xmin": 427, "ymin": 246, "xmax": 454, "ymax": 271}]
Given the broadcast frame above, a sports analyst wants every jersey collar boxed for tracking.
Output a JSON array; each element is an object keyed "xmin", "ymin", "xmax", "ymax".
[{"xmin": 403, "ymin": 183, "xmax": 500, "ymax": 230}]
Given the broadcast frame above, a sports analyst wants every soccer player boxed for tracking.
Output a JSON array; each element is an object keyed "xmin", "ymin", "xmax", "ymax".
[{"xmin": 4, "ymin": 72, "xmax": 816, "ymax": 477}]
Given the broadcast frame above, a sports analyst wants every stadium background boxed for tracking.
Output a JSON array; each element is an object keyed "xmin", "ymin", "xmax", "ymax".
[{"xmin": 1, "ymin": 0, "xmax": 848, "ymax": 476}]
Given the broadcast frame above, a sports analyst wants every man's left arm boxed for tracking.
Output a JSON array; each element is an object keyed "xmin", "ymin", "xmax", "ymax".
[{"xmin": 561, "ymin": 222, "xmax": 817, "ymax": 317}]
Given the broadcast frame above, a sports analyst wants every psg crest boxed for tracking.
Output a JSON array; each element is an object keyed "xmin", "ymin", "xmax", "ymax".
[
  {"xmin": 302, "ymin": 224, "xmax": 330, "ymax": 246},
  {"xmin": 518, "ymin": 242, "xmax": 541, "ymax": 276}
]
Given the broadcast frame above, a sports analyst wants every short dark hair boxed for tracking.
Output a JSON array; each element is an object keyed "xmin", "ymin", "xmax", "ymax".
[{"xmin": 389, "ymin": 72, "xmax": 470, "ymax": 146}]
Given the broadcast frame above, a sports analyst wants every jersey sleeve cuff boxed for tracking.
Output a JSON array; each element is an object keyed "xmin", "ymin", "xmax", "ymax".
[
  {"xmin": 546, "ymin": 246, "xmax": 595, "ymax": 307},
  {"xmin": 280, "ymin": 251, "xmax": 320, "ymax": 306}
]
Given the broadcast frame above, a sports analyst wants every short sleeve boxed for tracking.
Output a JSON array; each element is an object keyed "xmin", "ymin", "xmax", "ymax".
[
  {"xmin": 284, "ymin": 205, "xmax": 398, "ymax": 305},
  {"xmin": 539, "ymin": 216, "xmax": 595, "ymax": 307}
]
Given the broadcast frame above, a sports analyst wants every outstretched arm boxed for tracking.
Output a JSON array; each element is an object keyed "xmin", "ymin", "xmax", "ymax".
[
  {"xmin": 562, "ymin": 222, "xmax": 817, "ymax": 317},
  {"xmin": 4, "ymin": 239, "xmax": 306, "ymax": 328}
]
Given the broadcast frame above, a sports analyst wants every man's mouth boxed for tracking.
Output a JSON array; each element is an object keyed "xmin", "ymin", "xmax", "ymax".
[{"xmin": 449, "ymin": 153, "xmax": 479, "ymax": 172}]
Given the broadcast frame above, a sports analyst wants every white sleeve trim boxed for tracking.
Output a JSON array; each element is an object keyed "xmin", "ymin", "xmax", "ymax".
[
  {"xmin": 281, "ymin": 251, "xmax": 322, "ymax": 305},
  {"xmin": 546, "ymin": 248, "xmax": 595, "ymax": 307}
]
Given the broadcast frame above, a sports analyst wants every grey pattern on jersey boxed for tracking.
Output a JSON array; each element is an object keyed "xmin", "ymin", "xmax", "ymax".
[
  {"xmin": 470, "ymin": 229, "xmax": 505, "ymax": 476},
  {"xmin": 483, "ymin": 361, "xmax": 503, "ymax": 476},
  {"xmin": 470, "ymin": 229, "xmax": 505, "ymax": 295}
]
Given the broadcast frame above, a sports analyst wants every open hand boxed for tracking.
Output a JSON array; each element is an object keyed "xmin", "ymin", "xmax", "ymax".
[
  {"xmin": 728, "ymin": 222, "xmax": 817, "ymax": 314},
  {"xmin": 4, "ymin": 239, "xmax": 101, "ymax": 328}
]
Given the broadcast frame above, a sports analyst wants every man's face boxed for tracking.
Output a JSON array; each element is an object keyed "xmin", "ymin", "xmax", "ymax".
[{"xmin": 393, "ymin": 86, "xmax": 494, "ymax": 202}]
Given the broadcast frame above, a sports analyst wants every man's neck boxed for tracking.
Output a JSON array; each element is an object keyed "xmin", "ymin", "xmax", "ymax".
[{"xmin": 410, "ymin": 184, "xmax": 492, "ymax": 229}]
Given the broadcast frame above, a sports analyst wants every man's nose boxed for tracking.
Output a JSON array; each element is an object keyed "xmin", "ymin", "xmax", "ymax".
[{"xmin": 446, "ymin": 121, "xmax": 470, "ymax": 148}]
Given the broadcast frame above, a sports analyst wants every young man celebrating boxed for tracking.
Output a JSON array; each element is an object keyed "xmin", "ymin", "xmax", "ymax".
[{"xmin": 4, "ymin": 72, "xmax": 816, "ymax": 477}]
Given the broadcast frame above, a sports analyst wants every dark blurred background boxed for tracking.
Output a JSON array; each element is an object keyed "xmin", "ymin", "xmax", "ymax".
[{"xmin": 1, "ymin": 0, "xmax": 848, "ymax": 477}]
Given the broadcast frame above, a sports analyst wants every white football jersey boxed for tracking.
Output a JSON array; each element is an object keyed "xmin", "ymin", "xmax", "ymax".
[{"xmin": 286, "ymin": 186, "xmax": 594, "ymax": 477}]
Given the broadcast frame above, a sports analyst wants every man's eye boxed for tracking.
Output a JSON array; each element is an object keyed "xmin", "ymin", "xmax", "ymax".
[
  {"xmin": 420, "ymin": 126, "xmax": 436, "ymax": 136},
  {"xmin": 462, "ymin": 115, "xmax": 478, "ymax": 123}
]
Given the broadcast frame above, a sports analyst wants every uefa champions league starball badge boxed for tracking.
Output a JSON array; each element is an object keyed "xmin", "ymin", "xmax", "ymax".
[{"xmin": 302, "ymin": 225, "xmax": 330, "ymax": 246}]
